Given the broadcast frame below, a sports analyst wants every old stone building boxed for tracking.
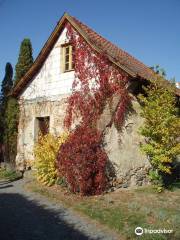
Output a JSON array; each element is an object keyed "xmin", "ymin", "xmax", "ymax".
[{"xmin": 12, "ymin": 13, "xmax": 158, "ymax": 187}]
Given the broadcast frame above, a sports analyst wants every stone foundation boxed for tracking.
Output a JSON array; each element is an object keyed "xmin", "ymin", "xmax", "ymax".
[{"xmin": 109, "ymin": 165, "xmax": 151, "ymax": 190}]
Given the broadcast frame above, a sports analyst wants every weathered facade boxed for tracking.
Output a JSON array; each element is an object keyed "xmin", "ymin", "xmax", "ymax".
[
  {"xmin": 13, "ymin": 13, "xmax": 154, "ymax": 187},
  {"xmin": 16, "ymin": 27, "xmax": 72, "ymax": 168}
]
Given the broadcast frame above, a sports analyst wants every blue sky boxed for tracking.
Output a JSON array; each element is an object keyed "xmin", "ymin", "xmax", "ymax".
[{"xmin": 0, "ymin": 0, "xmax": 180, "ymax": 84}]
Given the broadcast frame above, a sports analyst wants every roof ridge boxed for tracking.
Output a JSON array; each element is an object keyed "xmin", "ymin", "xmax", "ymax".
[{"xmin": 70, "ymin": 15, "xmax": 154, "ymax": 78}]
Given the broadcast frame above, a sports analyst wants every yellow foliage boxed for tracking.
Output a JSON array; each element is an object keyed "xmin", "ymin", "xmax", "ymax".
[
  {"xmin": 34, "ymin": 132, "xmax": 68, "ymax": 186},
  {"xmin": 139, "ymin": 74, "xmax": 180, "ymax": 187}
]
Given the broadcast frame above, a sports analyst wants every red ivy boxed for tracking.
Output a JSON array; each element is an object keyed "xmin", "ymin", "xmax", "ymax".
[
  {"xmin": 57, "ymin": 23, "xmax": 131, "ymax": 195},
  {"xmin": 57, "ymin": 126, "xmax": 107, "ymax": 195},
  {"xmin": 64, "ymin": 22, "xmax": 130, "ymax": 129}
]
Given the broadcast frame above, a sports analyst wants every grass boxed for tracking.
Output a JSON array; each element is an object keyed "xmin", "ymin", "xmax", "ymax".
[
  {"xmin": 0, "ymin": 168, "xmax": 22, "ymax": 181},
  {"xmin": 26, "ymin": 181, "xmax": 180, "ymax": 240}
]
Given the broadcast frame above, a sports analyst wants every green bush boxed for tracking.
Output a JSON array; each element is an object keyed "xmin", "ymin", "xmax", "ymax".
[
  {"xmin": 0, "ymin": 168, "xmax": 21, "ymax": 181},
  {"xmin": 139, "ymin": 74, "xmax": 180, "ymax": 186}
]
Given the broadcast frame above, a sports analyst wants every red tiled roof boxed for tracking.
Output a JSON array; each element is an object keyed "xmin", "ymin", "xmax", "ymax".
[
  {"xmin": 71, "ymin": 16, "xmax": 155, "ymax": 80},
  {"xmin": 13, "ymin": 13, "xmax": 179, "ymax": 97}
]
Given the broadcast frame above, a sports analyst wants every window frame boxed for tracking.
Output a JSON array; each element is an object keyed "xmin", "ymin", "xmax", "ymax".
[{"xmin": 61, "ymin": 43, "xmax": 74, "ymax": 72}]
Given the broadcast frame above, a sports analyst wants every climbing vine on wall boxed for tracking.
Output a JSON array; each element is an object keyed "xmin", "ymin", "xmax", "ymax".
[
  {"xmin": 64, "ymin": 23, "xmax": 131, "ymax": 129},
  {"xmin": 57, "ymin": 23, "xmax": 131, "ymax": 195},
  {"xmin": 57, "ymin": 126, "xmax": 107, "ymax": 195}
]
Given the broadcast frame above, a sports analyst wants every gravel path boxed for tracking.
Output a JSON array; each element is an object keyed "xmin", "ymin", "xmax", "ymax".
[{"xmin": 0, "ymin": 178, "xmax": 119, "ymax": 240}]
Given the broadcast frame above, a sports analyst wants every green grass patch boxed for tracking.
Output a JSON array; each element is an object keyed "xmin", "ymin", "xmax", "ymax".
[
  {"xmin": 0, "ymin": 168, "xmax": 21, "ymax": 181},
  {"xmin": 27, "ymin": 181, "xmax": 180, "ymax": 240}
]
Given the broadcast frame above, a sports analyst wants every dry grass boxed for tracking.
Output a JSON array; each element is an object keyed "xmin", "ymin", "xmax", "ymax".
[{"xmin": 26, "ymin": 181, "xmax": 180, "ymax": 240}]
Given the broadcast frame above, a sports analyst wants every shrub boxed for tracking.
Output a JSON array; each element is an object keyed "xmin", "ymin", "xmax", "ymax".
[
  {"xmin": 139, "ymin": 74, "xmax": 180, "ymax": 186},
  {"xmin": 0, "ymin": 168, "xmax": 21, "ymax": 181},
  {"xmin": 34, "ymin": 133, "xmax": 68, "ymax": 186},
  {"xmin": 57, "ymin": 126, "xmax": 107, "ymax": 195}
]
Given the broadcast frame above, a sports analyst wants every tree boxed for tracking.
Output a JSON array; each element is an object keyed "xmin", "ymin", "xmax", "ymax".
[
  {"xmin": 139, "ymin": 74, "xmax": 180, "ymax": 187},
  {"xmin": 150, "ymin": 64, "xmax": 166, "ymax": 77},
  {"xmin": 3, "ymin": 97, "xmax": 19, "ymax": 163},
  {"xmin": 14, "ymin": 38, "xmax": 33, "ymax": 84},
  {"xmin": 0, "ymin": 96, "xmax": 4, "ymax": 146},
  {"xmin": 2, "ymin": 38, "xmax": 34, "ymax": 164},
  {"xmin": 0, "ymin": 98, "xmax": 3, "ymax": 162},
  {"xmin": 0, "ymin": 63, "xmax": 14, "ymax": 161},
  {"xmin": 1, "ymin": 62, "xmax": 13, "ymax": 97}
]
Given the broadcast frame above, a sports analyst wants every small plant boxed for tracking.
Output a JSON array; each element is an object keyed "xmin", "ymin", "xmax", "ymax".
[
  {"xmin": 0, "ymin": 168, "xmax": 21, "ymax": 181},
  {"xmin": 34, "ymin": 133, "xmax": 68, "ymax": 186},
  {"xmin": 148, "ymin": 169, "xmax": 163, "ymax": 184},
  {"xmin": 149, "ymin": 170, "xmax": 164, "ymax": 192},
  {"xmin": 56, "ymin": 177, "xmax": 67, "ymax": 187}
]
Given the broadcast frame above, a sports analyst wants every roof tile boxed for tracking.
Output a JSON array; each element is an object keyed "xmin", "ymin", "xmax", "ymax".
[{"xmin": 71, "ymin": 16, "xmax": 155, "ymax": 80}]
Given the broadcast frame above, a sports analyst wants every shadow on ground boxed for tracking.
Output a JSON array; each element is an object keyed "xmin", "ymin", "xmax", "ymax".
[
  {"xmin": 0, "ymin": 185, "xmax": 13, "ymax": 189},
  {"xmin": 0, "ymin": 192, "xmax": 92, "ymax": 240}
]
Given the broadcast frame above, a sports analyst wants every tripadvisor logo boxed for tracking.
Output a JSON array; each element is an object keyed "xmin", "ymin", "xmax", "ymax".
[
  {"xmin": 135, "ymin": 227, "xmax": 173, "ymax": 236},
  {"xmin": 135, "ymin": 227, "xmax": 143, "ymax": 236}
]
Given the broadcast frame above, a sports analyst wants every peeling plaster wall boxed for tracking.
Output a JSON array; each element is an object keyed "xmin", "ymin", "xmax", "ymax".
[
  {"xmin": 16, "ymin": 26, "xmax": 73, "ymax": 169},
  {"xmin": 98, "ymin": 98, "xmax": 151, "ymax": 187},
  {"xmin": 20, "ymin": 27, "xmax": 74, "ymax": 101},
  {"xmin": 16, "ymin": 96, "xmax": 68, "ymax": 169},
  {"xmin": 16, "ymin": 25, "xmax": 150, "ymax": 186},
  {"xmin": 17, "ymin": 96, "xmax": 150, "ymax": 187}
]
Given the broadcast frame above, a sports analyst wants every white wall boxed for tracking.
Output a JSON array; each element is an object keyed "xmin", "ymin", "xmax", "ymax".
[
  {"xmin": 16, "ymin": 26, "xmax": 75, "ymax": 169},
  {"xmin": 20, "ymin": 27, "xmax": 74, "ymax": 100}
]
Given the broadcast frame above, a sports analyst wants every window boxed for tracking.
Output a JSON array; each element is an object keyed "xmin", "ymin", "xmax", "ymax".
[{"xmin": 62, "ymin": 44, "xmax": 74, "ymax": 72}]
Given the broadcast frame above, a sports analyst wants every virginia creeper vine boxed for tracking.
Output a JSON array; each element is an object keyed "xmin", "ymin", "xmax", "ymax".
[
  {"xmin": 64, "ymin": 23, "xmax": 130, "ymax": 129},
  {"xmin": 57, "ymin": 23, "xmax": 131, "ymax": 195}
]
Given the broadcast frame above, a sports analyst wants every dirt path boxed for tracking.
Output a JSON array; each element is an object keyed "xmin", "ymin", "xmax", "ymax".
[{"xmin": 0, "ymin": 178, "xmax": 119, "ymax": 240}]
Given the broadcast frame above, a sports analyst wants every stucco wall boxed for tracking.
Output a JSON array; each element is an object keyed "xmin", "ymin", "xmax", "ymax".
[
  {"xmin": 96, "ymin": 96, "xmax": 151, "ymax": 187},
  {"xmin": 20, "ymin": 27, "xmax": 74, "ymax": 101},
  {"xmin": 16, "ymin": 96, "xmax": 150, "ymax": 187},
  {"xmin": 103, "ymin": 100, "xmax": 151, "ymax": 187},
  {"xmin": 16, "ymin": 96, "xmax": 68, "ymax": 169},
  {"xmin": 16, "ymin": 26, "xmax": 74, "ymax": 169}
]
